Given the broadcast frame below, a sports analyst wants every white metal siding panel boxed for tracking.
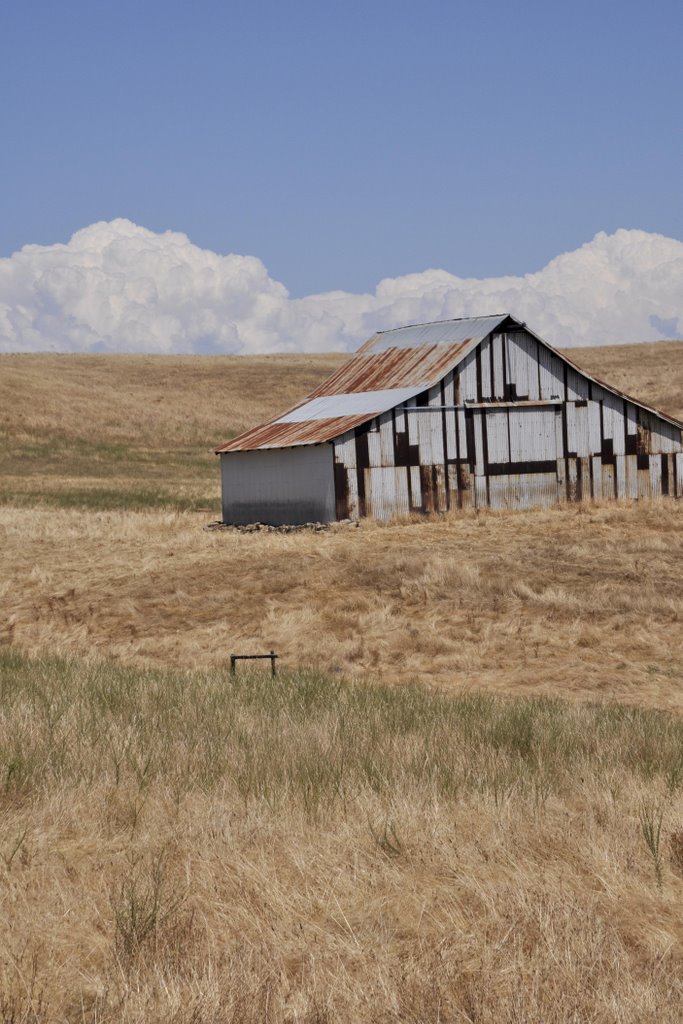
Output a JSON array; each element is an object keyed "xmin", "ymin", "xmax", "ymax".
[
  {"xmin": 410, "ymin": 466, "xmax": 421, "ymax": 507},
  {"xmin": 587, "ymin": 401, "xmax": 602, "ymax": 454},
  {"xmin": 444, "ymin": 374, "xmax": 457, "ymax": 459},
  {"xmin": 416, "ymin": 410, "xmax": 432, "ymax": 463},
  {"xmin": 473, "ymin": 411, "xmax": 485, "ymax": 475},
  {"xmin": 648, "ymin": 418, "xmax": 681, "ymax": 454},
  {"xmin": 417, "ymin": 410, "xmax": 442, "ymax": 464},
  {"xmin": 474, "ymin": 475, "xmax": 488, "ymax": 508},
  {"xmin": 602, "ymin": 392, "xmax": 626, "ymax": 454},
  {"xmin": 407, "ymin": 399, "xmax": 419, "ymax": 446},
  {"xmin": 459, "ymin": 351, "xmax": 478, "ymax": 403},
  {"xmin": 379, "ymin": 413, "xmax": 395, "ymax": 466},
  {"xmin": 566, "ymin": 402, "xmax": 590, "ymax": 457},
  {"xmin": 445, "ymin": 412, "xmax": 457, "ymax": 459},
  {"xmin": 676, "ymin": 453, "xmax": 683, "ymax": 497},
  {"xmin": 626, "ymin": 403, "xmax": 638, "ymax": 447},
  {"xmin": 615, "ymin": 456, "xmax": 627, "ymax": 499},
  {"xmin": 555, "ymin": 408, "xmax": 566, "ymax": 494},
  {"xmin": 367, "ymin": 423, "xmax": 382, "ymax": 467},
  {"xmin": 488, "ymin": 474, "xmax": 559, "ymax": 510},
  {"xmin": 486, "ymin": 409, "xmax": 510, "ymax": 462},
  {"xmin": 505, "ymin": 334, "xmax": 525, "ymax": 399},
  {"xmin": 592, "ymin": 457, "xmax": 603, "ymax": 499},
  {"xmin": 650, "ymin": 457, "xmax": 662, "ymax": 498},
  {"xmin": 221, "ymin": 445, "xmax": 336, "ymax": 525},
  {"xmin": 625, "ymin": 455, "xmax": 639, "ymax": 499},
  {"xmin": 508, "ymin": 408, "xmax": 557, "ymax": 462},
  {"xmin": 566, "ymin": 366, "xmax": 590, "ymax": 401},
  {"xmin": 457, "ymin": 409, "xmax": 468, "ymax": 460},
  {"xmin": 479, "ymin": 337, "xmax": 492, "ymax": 400},
  {"xmin": 505, "ymin": 332, "xmax": 539, "ymax": 401},
  {"xmin": 602, "ymin": 463, "xmax": 616, "ymax": 499},
  {"xmin": 538, "ymin": 345, "xmax": 565, "ymax": 401},
  {"xmin": 334, "ymin": 431, "xmax": 357, "ymax": 469},
  {"xmin": 491, "ymin": 334, "xmax": 505, "ymax": 399},
  {"xmin": 365, "ymin": 467, "xmax": 410, "ymax": 520}
]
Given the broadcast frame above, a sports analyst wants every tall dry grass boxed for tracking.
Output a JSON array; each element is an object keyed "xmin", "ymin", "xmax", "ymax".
[
  {"xmin": 2, "ymin": 499, "xmax": 683, "ymax": 709},
  {"xmin": 3, "ymin": 342, "xmax": 683, "ymax": 1019},
  {"xmin": 2, "ymin": 648, "xmax": 683, "ymax": 1022}
]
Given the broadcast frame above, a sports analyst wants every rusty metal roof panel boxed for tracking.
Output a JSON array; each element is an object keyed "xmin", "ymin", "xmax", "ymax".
[
  {"xmin": 215, "ymin": 312, "xmax": 683, "ymax": 454},
  {"xmin": 215, "ymin": 414, "xmax": 372, "ymax": 453},
  {"xmin": 305, "ymin": 341, "xmax": 473, "ymax": 396}
]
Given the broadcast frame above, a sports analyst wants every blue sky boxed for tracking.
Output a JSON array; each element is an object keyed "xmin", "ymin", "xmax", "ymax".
[{"xmin": 1, "ymin": 0, "xmax": 682, "ymax": 298}]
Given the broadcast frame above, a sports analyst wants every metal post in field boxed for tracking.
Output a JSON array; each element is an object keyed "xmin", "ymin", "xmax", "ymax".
[{"xmin": 229, "ymin": 652, "xmax": 279, "ymax": 678}]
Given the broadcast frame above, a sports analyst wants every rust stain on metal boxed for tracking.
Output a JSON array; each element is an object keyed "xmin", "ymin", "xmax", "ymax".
[
  {"xmin": 215, "ymin": 338, "xmax": 474, "ymax": 453},
  {"xmin": 215, "ymin": 314, "xmax": 683, "ymax": 524},
  {"xmin": 215, "ymin": 415, "xmax": 372, "ymax": 453},
  {"xmin": 306, "ymin": 341, "xmax": 472, "ymax": 397}
]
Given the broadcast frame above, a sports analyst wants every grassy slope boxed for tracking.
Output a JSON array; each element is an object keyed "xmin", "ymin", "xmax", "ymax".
[
  {"xmin": 1, "ymin": 341, "xmax": 682, "ymax": 511},
  {"xmin": 1, "ymin": 342, "xmax": 683, "ymax": 706},
  {"xmin": 2, "ymin": 648, "xmax": 683, "ymax": 1023},
  {"xmin": 2, "ymin": 501, "xmax": 683, "ymax": 710},
  {"xmin": 0, "ymin": 352, "xmax": 346, "ymax": 511},
  {"xmin": 2, "ymin": 344, "xmax": 683, "ymax": 1019}
]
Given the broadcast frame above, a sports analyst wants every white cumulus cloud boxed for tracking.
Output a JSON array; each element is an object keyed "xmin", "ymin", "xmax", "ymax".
[{"xmin": 0, "ymin": 219, "xmax": 682, "ymax": 354}]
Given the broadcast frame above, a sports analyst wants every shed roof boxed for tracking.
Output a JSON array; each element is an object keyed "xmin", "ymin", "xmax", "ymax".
[
  {"xmin": 215, "ymin": 313, "xmax": 683, "ymax": 453},
  {"xmin": 215, "ymin": 314, "xmax": 508, "ymax": 452}
]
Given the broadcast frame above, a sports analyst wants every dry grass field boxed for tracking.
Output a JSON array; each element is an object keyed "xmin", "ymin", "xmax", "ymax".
[
  {"xmin": 1, "ymin": 341, "xmax": 682, "ymax": 511},
  {"xmin": 3, "ymin": 649, "xmax": 683, "ymax": 1023},
  {"xmin": 2, "ymin": 501, "xmax": 683, "ymax": 711},
  {"xmin": 2, "ymin": 340, "xmax": 683, "ymax": 1020},
  {"xmin": 0, "ymin": 351, "xmax": 345, "ymax": 511}
]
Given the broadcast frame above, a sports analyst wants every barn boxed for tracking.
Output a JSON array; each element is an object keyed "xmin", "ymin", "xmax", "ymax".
[{"xmin": 214, "ymin": 314, "xmax": 683, "ymax": 525}]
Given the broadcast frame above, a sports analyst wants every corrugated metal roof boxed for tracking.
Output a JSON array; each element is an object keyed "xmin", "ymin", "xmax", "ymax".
[
  {"xmin": 362, "ymin": 314, "xmax": 508, "ymax": 352},
  {"xmin": 215, "ymin": 315, "xmax": 504, "ymax": 452},
  {"xmin": 304, "ymin": 341, "xmax": 475, "ymax": 397},
  {"xmin": 216, "ymin": 415, "xmax": 374, "ymax": 453},
  {"xmin": 214, "ymin": 312, "xmax": 683, "ymax": 453},
  {"xmin": 276, "ymin": 387, "xmax": 421, "ymax": 423}
]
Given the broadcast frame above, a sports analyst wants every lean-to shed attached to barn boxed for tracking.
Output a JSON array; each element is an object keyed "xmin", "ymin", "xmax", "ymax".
[{"xmin": 215, "ymin": 314, "xmax": 683, "ymax": 524}]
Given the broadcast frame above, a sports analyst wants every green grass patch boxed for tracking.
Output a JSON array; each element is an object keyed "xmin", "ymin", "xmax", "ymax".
[{"xmin": 2, "ymin": 648, "xmax": 683, "ymax": 816}]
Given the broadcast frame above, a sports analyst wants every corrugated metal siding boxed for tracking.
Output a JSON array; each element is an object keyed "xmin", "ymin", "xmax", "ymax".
[
  {"xmin": 216, "ymin": 314, "xmax": 683, "ymax": 522},
  {"xmin": 220, "ymin": 445, "xmax": 336, "ymax": 526},
  {"xmin": 331, "ymin": 328, "xmax": 683, "ymax": 520}
]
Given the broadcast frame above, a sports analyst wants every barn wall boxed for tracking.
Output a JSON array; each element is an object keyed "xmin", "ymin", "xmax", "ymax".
[
  {"xmin": 221, "ymin": 445, "xmax": 336, "ymax": 525},
  {"xmin": 333, "ymin": 330, "xmax": 683, "ymax": 519}
]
